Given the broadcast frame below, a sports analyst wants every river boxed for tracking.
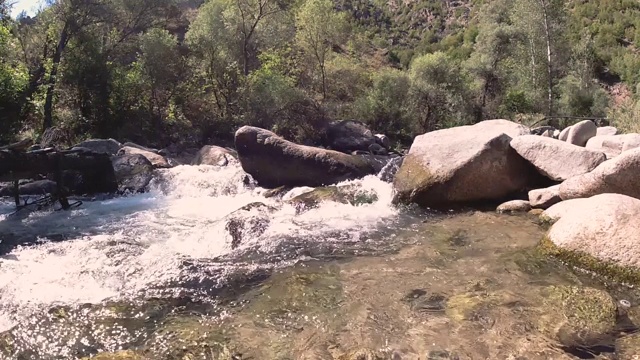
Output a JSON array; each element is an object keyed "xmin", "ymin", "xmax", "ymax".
[{"xmin": 0, "ymin": 164, "xmax": 637, "ymax": 359}]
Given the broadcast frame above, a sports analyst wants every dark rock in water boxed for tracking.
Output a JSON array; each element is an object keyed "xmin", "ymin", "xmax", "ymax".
[
  {"xmin": 378, "ymin": 156, "xmax": 404, "ymax": 183},
  {"xmin": 0, "ymin": 180, "xmax": 57, "ymax": 197},
  {"xmin": 368, "ymin": 143, "xmax": 388, "ymax": 155},
  {"xmin": 191, "ymin": 145, "xmax": 238, "ymax": 166},
  {"xmin": 427, "ymin": 350, "xmax": 460, "ymax": 360},
  {"xmin": 287, "ymin": 185, "xmax": 378, "ymax": 214},
  {"xmin": 263, "ymin": 186, "xmax": 291, "ymax": 199},
  {"xmin": 375, "ymin": 134, "xmax": 391, "ymax": 149},
  {"xmin": 224, "ymin": 202, "xmax": 277, "ymax": 249},
  {"xmin": 122, "ymin": 142, "xmax": 159, "ymax": 154},
  {"xmin": 235, "ymin": 126, "xmax": 379, "ymax": 188},
  {"xmin": 401, "ymin": 289, "xmax": 448, "ymax": 313},
  {"xmin": 325, "ymin": 120, "xmax": 377, "ymax": 153},
  {"xmin": 74, "ymin": 138, "xmax": 122, "ymax": 156},
  {"xmin": 111, "ymin": 154, "xmax": 154, "ymax": 193}
]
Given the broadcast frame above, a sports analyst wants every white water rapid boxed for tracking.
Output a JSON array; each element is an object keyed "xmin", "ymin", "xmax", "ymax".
[{"xmin": 0, "ymin": 164, "xmax": 399, "ymax": 336}]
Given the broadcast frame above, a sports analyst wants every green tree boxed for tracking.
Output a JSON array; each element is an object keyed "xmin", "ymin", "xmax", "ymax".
[
  {"xmin": 408, "ymin": 51, "xmax": 475, "ymax": 132},
  {"xmin": 295, "ymin": 0, "xmax": 348, "ymax": 99}
]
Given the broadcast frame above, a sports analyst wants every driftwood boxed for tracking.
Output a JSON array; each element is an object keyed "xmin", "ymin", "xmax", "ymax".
[{"xmin": 0, "ymin": 148, "xmax": 117, "ymax": 210}]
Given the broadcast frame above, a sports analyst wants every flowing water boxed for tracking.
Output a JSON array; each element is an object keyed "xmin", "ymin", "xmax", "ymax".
[{"xmin": 0, "ymin": 164, "xmax": 638, "ymax": 360}]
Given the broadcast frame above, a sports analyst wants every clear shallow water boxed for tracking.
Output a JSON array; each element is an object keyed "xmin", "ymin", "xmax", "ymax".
[
  {"xmin": 0, "ymin": 165, "xmax": 399, "ymax": 337},
  {"xmin": 0, "ymin": 164, "xmax": 639, "ymax": 360}
]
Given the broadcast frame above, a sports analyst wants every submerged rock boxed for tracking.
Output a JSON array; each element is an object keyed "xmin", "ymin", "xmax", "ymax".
[
  {"xmin": 111, "ymin": 153, "xmax": 154, "ymax": 193},
  {"xmin": 82, "ymin": 350, "xmax": 143, "ymax": 360},
  {"xmin": 287, "ymin": 185, "xmax": 378, "ymax": 214},
  {"xmin": 560, "ymin": 147, "xmax": 640, "ymax": 200},
  {"xmin": 393, "ymin": 120, "xmax": 534, "ymax": 208},
  {"xmin": 543, "ymin": 193, "xmax": 640, "ymax": 283},
  {"xmin": 510, "ymin": 135, "xmax": 606, "ymax": 181},
  {"xmin": 616, "ymin": 332, "xmax": 640, "ymax": 360},
  {"xmin": 536, "ymin": 285, "xmax": 618, "ymax": 347},
  {"xmin": 224, "ymin": 202, "xmax": 278, "ymax": 249},
  {"xmin": 235, "ymin": 126, "xmax": 378, "ymax": 188},
  {"xmin": 378, "ymin": 156, "xmax": 403, "ymax": 183}
]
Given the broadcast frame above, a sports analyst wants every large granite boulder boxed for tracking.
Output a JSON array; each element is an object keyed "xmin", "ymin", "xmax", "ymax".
[
  {"xmin": 586, "ymin": 133, "xmax": 640, "ymax": 159},
  {"xmin": 235, "ymin": 126, "xmax": 379, "ymax": 188},
  {"xmin": 73, "ymin": 138, "xmax": 122, "ymax": 156},
  {"xmin": 596, "ymin": 126, "xmax": 618, "ymax": 136},
  {"xmin": 560, "ymin": 147, "xmax": 640, "ymax": 200},
  {"xmin": 566, "ymin": 120, "xmax": 597, "ymax": 147},
  {"xmin": 510, "ymin": 135, "xmax": 606, "ymax": 181},
  {"xmin": 393, "ymin": 120, "xmax": 534, "ymax": 208},
  {"xmin": 324, "ymin": 120, "xmax": 377, "ymax": 153},
  {"xmin": 118, "ymin": 146, "xmax": 171, "ymax": 168},
  {"xmin": 191, "ymin": 145, "xmax": 238, "ymax": 166},
  {"xmin": 543, "ymin": 193, "xmax": 640, "ymax": 283},
  {"xmin": 111, "ymin": 154, "xmax": 155, "ymax": 193}
]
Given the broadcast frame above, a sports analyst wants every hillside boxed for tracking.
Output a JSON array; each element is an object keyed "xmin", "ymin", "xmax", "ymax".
[{"xmin": 0, "ymin": 0, "xmax": 638, "ymax": 148}]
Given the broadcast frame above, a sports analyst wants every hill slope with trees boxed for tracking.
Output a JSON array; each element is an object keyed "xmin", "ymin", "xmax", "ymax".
[{"xmin": 0, "ymin": 0, "xmax": 638, "ymax": 148}]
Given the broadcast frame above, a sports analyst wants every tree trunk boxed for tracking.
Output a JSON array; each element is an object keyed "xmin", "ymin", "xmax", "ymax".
[
  {"xmin": 43, "ymin": 22, "xmax": 70, "ymax": 132},
  {"xmin": 539, "ymin": 0, "xmax": 554, "ymax": 117},
  {"xmin": 320, "ymin": 63, "xmax": 327, "ymax": 100},
  {"xmin": 242, "ymin": 38, "xmax": 249, "ymax": 76}
]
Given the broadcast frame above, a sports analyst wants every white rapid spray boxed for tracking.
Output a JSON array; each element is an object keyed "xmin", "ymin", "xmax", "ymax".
[{"xmin": 0, "ymin": 164, "xmax": 398, "ymax": 334}]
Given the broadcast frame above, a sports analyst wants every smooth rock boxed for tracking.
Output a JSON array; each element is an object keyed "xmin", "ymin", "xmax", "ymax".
[
  {"xmin": 393, "ymin": 120, "xmax": 535, "ymax": 208},
  {"xmin": 528, "ymin": 185, "xmax": 561, "ymax": 209},
  {"xmin": 566, "ymin": 120, "xmax": 597, "ymax": 146},
  {"xmin": 191, "ymin": 145, "xmax": 238, "ymax": 166},
  {"xmin": 586, "ymin": 135, "xmax": 621, "ymax": 159},
  {"xmin": 496, "ymin": 200, "xmax": 531, "ymax": 213},
  {"xmin": 118, "ymin": 146, "xmax": 171, "ymax": 168},
  {"xmin": 235, "ymin": 126, "xmax": 379, "ymax": 188},
  {"xmin": 546, "ymin": 193, "xmax": 640, "ymax": 276},
  {"xmin": 74, "ymin": 138, "xmax": 122, "ymax": 156},
  {"xmin": 511, "ymin": 135, "xmax": 605, "ymax": 181},
  {"xmin": 560, "ymin": 147, "xmax": 640, "ymax": 200},
  {"xmin": 540, "ymin": 198, "xmax": 589, "ymax": 223},
  {"xmin": 325, "ymin": 120, "xmax": 376, "ymax": 153},
  {"xmin": 111, "ymin": 154, "xmax": 154, "ymax": 193},
  {"xmin": 558, "ymin": 127, "xmax": 572, "ymax": 141},
  {"xmin": 596, "ymin": 126, "xmax": 618, "ymax": 136}
]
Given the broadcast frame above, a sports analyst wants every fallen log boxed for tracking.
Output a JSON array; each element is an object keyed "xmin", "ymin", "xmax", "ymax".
[{"xmin": 0, "ymin": 149, "xmax": 118, "ymax": 209}]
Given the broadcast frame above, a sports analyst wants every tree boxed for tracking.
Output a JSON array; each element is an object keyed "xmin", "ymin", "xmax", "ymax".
[
  {"xmin": 295, "ymin": 0, "xmax": 348, "ymax": 99},
  {"xmin": 228, "ymin": 0, "xmax": 284, "ymax": 76},
  {"xmin": 408, "ymin": 52, "xmax": 474, "ymax": 132}
]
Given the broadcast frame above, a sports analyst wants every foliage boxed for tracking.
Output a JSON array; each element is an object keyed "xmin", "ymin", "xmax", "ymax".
[{"xmin": 1, "ymin": 0, "xmax": 640, "ymax": 148}]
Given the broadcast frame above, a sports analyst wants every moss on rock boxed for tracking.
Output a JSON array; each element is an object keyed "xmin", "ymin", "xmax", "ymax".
[
  {"xmin": 616, "ymin": 332, "xmax": 640, "ymax": 360},
  {"xmin": 536, "ymin": 285, "xmax": 617, "ymax": 347},
  {"xmin": 539, "ymin": 236, "xmax": 640, "ymax": 285}
]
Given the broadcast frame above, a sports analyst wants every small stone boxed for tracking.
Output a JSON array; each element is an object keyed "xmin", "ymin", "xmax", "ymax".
[{"xmin": 497, "ymin": 200, "xmax": 531, "ymax": 213}]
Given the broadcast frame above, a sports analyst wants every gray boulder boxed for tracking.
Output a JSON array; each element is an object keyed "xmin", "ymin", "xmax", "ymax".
[
  {"xmin": 74, "ymin": 138, "xmax": 122, "ymax": 156},
  {"xmin": 393, "ymin": 120, "xmax": 534, "ymax": 208},
  {"xmin": 496, "ymin": 200, "xmax": 531, "ymax": 213},
  {"xmin": 566, "ymin": 120, "xmax": 597, "ymax": 146},
  {"xmin": 235, "ymin": 126, "xmax": 379, "ymax": 188},
  {"xmin": 192, "ymin": 145, "xmax": 238, "ymax": 166},
  {"xmin": 528, "ymin": 185, "xmax": 561, "ymax": 209},
  {"xmin": 560, "ymin": 147, "xmax": 640, "ymax": 200},
  {"xmin": 545, "ymin": 193, "xmax": 640, "ymax": 280},
  {"xmin": 558, "ymin": 126, "xmax": 572, "ymax": 141},
  {"xmin": 374, "ymin": 134, "xmax": 391, "ymax": 149},
  {"xmin": 510, "ymin": 135, "xmax": 606, "ymax": 181},
  {"xmin": 118, "ymin": 146, "xmax": 171, "ymax": 168},
  {"xmin": 325, "ymin": 120, "xmax": 376, "ymax": 153},
  {"xmin": 111, "ymin": 154, "xmax": 155, "ymax": 193},
  {"xmin": 596, "ymin": 126, "xmax": 618, "ymax": 136}
]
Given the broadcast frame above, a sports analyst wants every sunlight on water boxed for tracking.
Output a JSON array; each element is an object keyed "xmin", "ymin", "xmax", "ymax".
[{"xmin": 0, "ymin": 164, "xmax": 398, "ymax": 335}]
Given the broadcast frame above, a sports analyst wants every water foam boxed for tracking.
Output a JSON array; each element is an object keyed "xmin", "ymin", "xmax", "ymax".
[{"xmin": 0, "ymin": 164, "xmax": 398, "ymax": 334}]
